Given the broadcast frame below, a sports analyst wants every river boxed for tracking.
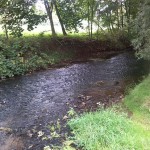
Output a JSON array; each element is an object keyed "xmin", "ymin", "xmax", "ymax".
[{"xmin": 0, "ymin": 52, "xmax": 149, "ymax": 150}]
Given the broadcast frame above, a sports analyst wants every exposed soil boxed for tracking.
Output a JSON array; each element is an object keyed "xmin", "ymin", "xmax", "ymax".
[
  {"xmin": 71, "ymin": 79, "xmax": 132, "ymax": 113},
  {"xmin": 41, "ymin": 37, "xmax": 132, "ymax": 60}
]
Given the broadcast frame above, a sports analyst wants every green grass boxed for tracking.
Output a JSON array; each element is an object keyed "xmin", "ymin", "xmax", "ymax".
[
  {"xmin": 67, "ymin": 75, "xmax": 150, "ymax": 150},
  {"xmin": 124, "ymin": 75, "xmax": 150, "ymax": 127},
  {"xmin": 68, "ymin": 109, "xmax": 150, "ymax": 150},
  {"xmin": 47, "ymin": 51, "xmax": 74, "ymax": 64},
  {"xmin": 22, "ymin": 32, "xmax": 90, "ymax": 41}
]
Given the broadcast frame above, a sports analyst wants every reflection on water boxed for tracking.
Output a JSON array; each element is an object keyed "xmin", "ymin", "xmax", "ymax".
[{"xmin": 0, "ymin": 52, "xmax": 149, "ymax": 149}]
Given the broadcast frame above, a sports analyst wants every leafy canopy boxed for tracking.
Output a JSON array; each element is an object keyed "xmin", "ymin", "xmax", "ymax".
[
  {"xmin": 132, "ymin": 0, "xmax": 150, "ymax": 60},
  {"xmin": 0, "ymin": 0, "xmax": 46, "ymax": 37}
]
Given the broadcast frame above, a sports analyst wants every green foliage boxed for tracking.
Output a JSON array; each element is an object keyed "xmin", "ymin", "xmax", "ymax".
[
  {"xmin": 56, "ymin": 0, "xmax": 83, "ymax": 32},
  {"xmin": 0, "ymin": 0, "xmax": 46, "ymax": 37},
  {"xmin": 0, "ymin": 0, "xmax": 141, "ymax": 37},
  {"xmin": 132, "ymin": 0, "xmax": 150, "ymax": 60},
  {"xmin": 0, "ymin": 54, "xmax": 26, "ymax": 78},
  {"xmin": 124, "ymin": 75, "xmax": 150, "ymax": 122},
  {"xmin": 0, "ymin": 36, "xmax": 74, "ymax": 79},
  {"xmin": 68, "ymin": 108, "xmax": 150, "ymax": 150},
  {"xmin": 0, "ymin": 40, "xmax": 26, "ymax": 78},
  {"xmin": 47, "ymin": 51, "xmax": 72, "ymax": 64},
  {"xmin": 0, "ymin": 36, "xmax": 37, "ymax": 78}
]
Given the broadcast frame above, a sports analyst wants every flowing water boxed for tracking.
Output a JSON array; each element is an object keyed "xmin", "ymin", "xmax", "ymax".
[{"xmin": 0, "ymin": 52, "xmax": 149, "ymax": 150}]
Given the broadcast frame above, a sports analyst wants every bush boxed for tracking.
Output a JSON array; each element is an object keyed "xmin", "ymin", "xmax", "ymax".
[
  {"xmin": 0, "ymin": 37, "xmax": 36, "ymax": 78},
  {"xmin": 0, "ymin": 36, "xmax": 73, "ymax": 79}
]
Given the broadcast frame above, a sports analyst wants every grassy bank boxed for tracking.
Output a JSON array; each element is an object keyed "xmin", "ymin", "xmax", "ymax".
[
  {"xmin": 124, "ymin": 75, "xmax": 150, "ymax": 127},
  {"xmin": 66, "ymin": 76, "xmax": 150, "ymax": 150}
]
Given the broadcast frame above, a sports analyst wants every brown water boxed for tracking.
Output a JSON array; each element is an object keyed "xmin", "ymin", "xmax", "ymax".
[{"xmin": 0, "ymin": 52, "xmax": 149, "ymax": 150}]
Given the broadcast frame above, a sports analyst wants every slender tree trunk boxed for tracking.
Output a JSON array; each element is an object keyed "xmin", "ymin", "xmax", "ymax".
[
  {"xmin": 110, "ymin": 11, "xmax": 114, "ymax": 31},
  {"xmin": 125, "ymin": 0, "xmax": 131, "ymax": 33},
  {"xmin": 96, "ymin": 13, "xmax": 100, "ymax": 40},
  {"xmin": 87, "ymin": 1, "xmax": 90, "ymax": 38},
  {"xmin": 106, "ymin": 12, "xmax": 111, "ymax": 32},
  {"xmin": 116, "ymin": 0, "xmax": 120, "ymax": 29},
  {"xmin": 121, "ymin": 1, "xmax": 124, "ymax": 28},
  {"xmin": 128, "ymin": 0, "xmax": 131, "ymax": 33},
  {"xmin": 4, "ymin": 24, "xmax": 9, "ymax": 39},
  {"xmin": 90, "ymin": 0, "xmax": 94, "ymax": 39},
  {"xmin": 44, "ymin": 0, "xmax": 56, "ymax": 36},
  {"xmin": 54, "ymin": 0, "xmax": 67, "ymax": 36}
]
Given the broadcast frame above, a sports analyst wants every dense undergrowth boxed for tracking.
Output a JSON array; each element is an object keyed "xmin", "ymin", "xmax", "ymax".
[
  {"xmin": 0, "ymin": 35, "xmax": 74, "ymax": 79},
  {"xmin": 0, "ymin": 31, "xmax": 130, "ymax": 79},
  {"xmin": 66, "ymin": 76, "xmax": 150, "ymax": 150}
]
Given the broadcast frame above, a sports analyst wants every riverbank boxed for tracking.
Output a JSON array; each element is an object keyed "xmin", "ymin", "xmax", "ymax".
[
  {"xmin": 0, "ymin": 33, "xmax": 131, "ymax": 80},
  {"xmin": 64, "ymin": 75, "xmax": 150, "ymax": 150}
]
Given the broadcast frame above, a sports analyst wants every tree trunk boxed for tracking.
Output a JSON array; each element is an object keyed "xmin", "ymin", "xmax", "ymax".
[
  {"xmin": 4, "ymin": 24, "xmax": 9, "ymax": 39},
  {"xmin": 121, "ymin": 1, "xmax": 124, "ymax": 28},
  {"xmin": 54, "ymin": 1, "xmax": 67, "ymax": 36},
  {"xmin": 106, "ymin": 12, "xmax": 111, "ymax": 32},
  {"xmin": 44, "ymin": 0, "xmax": 56, "ymax": 36},
  {"xmin": 90, "ymin": 0, "xmax": 94, "ymax": 39},
  {"xmin": 116, "ymin": 0, "xmax": 120, "ymax": 29},
  {"xmin": 87, "ymin": 1, "xmax": 91, "ymax": 38},
  {"xmin": 128, "ymin": 0, "xmax": 131, "ymax": 33},
  {"xmin": 125, "ymin": 0, "xmax": 131, "ymax": 33},
  {"xmin": 110, "ymin": 11, "xmax": 114, "ymax": 31}
]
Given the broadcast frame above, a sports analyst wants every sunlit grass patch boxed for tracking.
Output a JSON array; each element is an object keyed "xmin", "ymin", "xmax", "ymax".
[
  {"xmin": 124, "ymin": 75, "xmax": 150, "ymax": 123},
  {"xmin": 68, "ymin": 108, "xmax": 150, "ymax": 150},
  {"xmin": 142, "ymin": 99, "xmax": 150, "ymax": 111}
]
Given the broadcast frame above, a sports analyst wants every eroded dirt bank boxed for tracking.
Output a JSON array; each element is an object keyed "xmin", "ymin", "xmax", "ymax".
[{"xmin": 40, "ymin": 37, "xmax": 132, "ymax": 60}]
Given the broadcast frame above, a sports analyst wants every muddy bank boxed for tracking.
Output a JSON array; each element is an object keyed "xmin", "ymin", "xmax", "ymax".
[
  {"xmin": 41, "ymin": 37, "xmax": 132, "ymax": 59},
  {"xmin": 33, "ymin": 37, "xmax": 133, "ymax": 74},
  {"xmin": 41, "ymin": 36, "xmax": 131, "ymax": 52}
]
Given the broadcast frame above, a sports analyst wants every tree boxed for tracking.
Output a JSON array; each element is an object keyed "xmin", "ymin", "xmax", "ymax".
[
  {"xmin": 94, "ymin": 0, "xmax": 141, "ymax": 33},
  {"xmin": 43, "ymin": 0, "xmax": 56, "ymax": 36},
  {"xmin": 77, "ymin": 0, "xmax": 97, "ymax": 38},
  {"xmin": 53, "ymin": 0, "xmax": 67, "ymax": 35},
  {"xmin": 0, "ymin": 0, "xmax": 45, "ymax": 38},
  {"xmin": 132, "ymin": 0, "xmax": 150, "ymax": 60},
  {"xmin": 56, "ymin": 0, "xmax": 83, "ymax": 33}
]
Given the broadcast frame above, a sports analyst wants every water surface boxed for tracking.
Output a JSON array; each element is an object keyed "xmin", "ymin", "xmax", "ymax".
[{"xmin": 0, "ymin": 52, "xmax": 149, "ymax": 149}]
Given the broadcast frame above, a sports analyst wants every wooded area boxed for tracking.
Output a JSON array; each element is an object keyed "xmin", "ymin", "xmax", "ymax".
[
  {"xmin": 0, "ymin": 0, "xmax": 150, "ymax": 79},
  {"xmin": 0, "ymin": 0, "xmax": 141, "ymax": 36},
  {"xmin": 0, "ymin": 1, "xmax": 150, "ymax": 150}
]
